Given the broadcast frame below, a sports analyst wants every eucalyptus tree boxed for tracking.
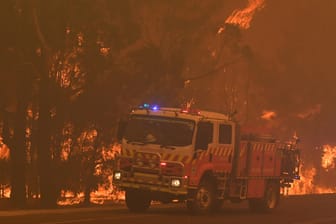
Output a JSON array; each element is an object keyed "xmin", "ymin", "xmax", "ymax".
[{"xmin": 1, "ymin": 0, "xmax": 250, "ymax": 208}]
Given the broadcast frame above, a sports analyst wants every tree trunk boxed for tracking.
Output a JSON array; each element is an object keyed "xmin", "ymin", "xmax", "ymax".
[
  {"xmin": 10, "ymin": 101, "xmax": 28, "ymax": 208},
  {"xmin": 29, "ymin": 0, "xmax": 58, "ymax": 207},
  {"xmin": 84, "ymin": 185, "xmax": 91, "ymax": 205},
  {"xmin": 83, "ymin": 155, "xmax": 95, "ymax": 206},
  {"xmin": 37, "ymin": 71, "xmax": 58, "ymax": 208},
  {"xmin": 3, "ymin": 111, "xmax": 26, "ymax": 208},
  {"xmin": 5, "ymin": 71, "xmax": 32, "ymax": 208}
]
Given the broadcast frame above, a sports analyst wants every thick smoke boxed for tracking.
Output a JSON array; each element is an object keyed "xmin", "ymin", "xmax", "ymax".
[
  {"xmin": 243, "ymin": 1, "xmax": 336, "ymax": 188},
  {"xmin": 183, "ymin": 1, "xmax": 336, "ymax": 189},
  {"xmin": 244, "ymin": 1, "xmax": 336, "ymax": 147}
]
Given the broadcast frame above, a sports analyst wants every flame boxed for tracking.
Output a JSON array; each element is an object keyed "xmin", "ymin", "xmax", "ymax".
[
  {"xmin": 288, "ymin": 166, "xmax": 336, "ymax": 195},
  {"xmin": 261, "ymin": 110, "xmax": 276, "ymax": 120},
  {"xmin": 4, "ymin": 127, "xmax": 336, "ymax": 202},
  {"xmin": 288, "ymin": 144, "xmax": 336, "ymax": 195},
  {"xmin": 218, "ymin": 0, "xmax": 265, "ymax": 33},
  {"xmin": 225, "ymin": 0, "xmax": 265, "ymax": 29},
  {"xmin": 0, "ymin": 142, "xmax": 10, "ymax": 160},
  {"xmin": 0, "ymin": 186, "xmax": 11, "ymax": 198},
  {"xmin": 321, "ymin": 145, "xmax": 336, "ymax": 170},
  {"xmin": 57, "ymin": 185, "xmax": 125, "ymax": 205},
  {"xmin": 57, "ymin": 144, "xmax": 122, "ymax": 205},
  {"xmin": 287, "ymin": 166, "xmax": 316, "ymax": 195}
]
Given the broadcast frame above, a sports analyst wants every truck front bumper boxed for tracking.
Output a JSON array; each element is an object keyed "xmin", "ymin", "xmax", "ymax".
[{"xmin": 112, "ymin": 170, "xmax": 189, "ymax": 195}]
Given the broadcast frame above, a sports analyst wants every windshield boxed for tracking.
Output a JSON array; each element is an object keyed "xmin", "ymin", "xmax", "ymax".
[{"xmin": 124, "ymin": 115, "xmax": 195, "ymax": 147}]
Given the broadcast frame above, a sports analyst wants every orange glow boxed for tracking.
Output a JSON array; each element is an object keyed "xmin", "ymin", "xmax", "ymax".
[
  {"xmin": 57, "ymin": 186, "xmax": 125, "ymax": 205},
  {"xmin": 288, "ymin": 167, "xmax": 336, "ymax": 195},
  {"xmin": 100, "ymin": 47, "xmax": 110, "ymax": 56},
  {"xmin": 261, "ymin": 110, "xmax": 276, "ymax": 120},
  {"xmin": 287, "ymin": 166, "xmax": 316, "ymax": 195},
  {"xmin": 0, "ymin": 141, "xmax": 10, "ymax": 160},
  {"xmin": 297, "ymin": 104, "xmax": 321, "ymax": 120},
  {"xmin": 321, "ymin": 145, "xmax": 336, "ymax": 170},
  {"xmin": 57, "ymin": 144, "xmax": 122, "ymax": 205},
  {"xmin": 218, "ymin": 0, "xmax": 265, "ymax": 33},
  {"xmin": 288, "ymin": 144, "xmax": 336, "ymax": 195},
  {"xmin": 1, "ymin": 186, "xmax": 11, "ymax": 198},
  {"xmin": 77, "ymin": 32, "xmax": 84, "ymax": 47}
]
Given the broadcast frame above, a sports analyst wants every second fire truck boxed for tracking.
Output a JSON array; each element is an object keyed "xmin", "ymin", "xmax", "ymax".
[{"xmin": 113, "ymin": 104, "xmax": 300, "ymax": 213}]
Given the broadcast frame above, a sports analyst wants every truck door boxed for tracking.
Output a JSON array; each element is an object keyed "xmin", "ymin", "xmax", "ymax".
[
  {"xmin": 195, "ymin": 121, "xmax": 213, "ymax": 151},
  {"xmin": 216, "ymin": 123, "xmax": 234, "ymax": 172},
  {"xmin": 189, "ymin": 121, "xmax": 214, "ymax": 186}
]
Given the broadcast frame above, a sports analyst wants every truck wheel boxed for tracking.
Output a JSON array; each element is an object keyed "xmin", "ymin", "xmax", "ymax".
[
  {"xmin": 125, "ymin": 189, "xmax": 151, "ymax": 212},
  {"xmin": 264, "ymin": 182, "xmax": 280, "ymax": 210},
  {"xmin": 248, "ymin": 182, "xmax": 280, "ymax": 212},
  {"xmin": 188, "ymin": 180, "xmax": 217, "ymax": 213}
]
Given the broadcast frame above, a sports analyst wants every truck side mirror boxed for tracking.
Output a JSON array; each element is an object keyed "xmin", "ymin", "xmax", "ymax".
[
  {"xmin": 193, "ymin": 149, "xmax": 204, "ymax": 160},
  {"xmin": 117, "ymin": 119, "xmax": 127, "ymax": 142}
]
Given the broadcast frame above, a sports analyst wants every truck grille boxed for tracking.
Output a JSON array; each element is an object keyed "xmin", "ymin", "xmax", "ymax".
[{"xmin": 133, "ymin": 151, "xmax": 160, "ymax": 174}]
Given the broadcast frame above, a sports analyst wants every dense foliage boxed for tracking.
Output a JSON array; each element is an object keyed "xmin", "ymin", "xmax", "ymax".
[
  {"xmin": 0, "ymin": 0, "xmax": 251, "ymax": 208},
  {"xmin": 2, "ymin": 0, "xmax": 335, "ymax": 208}
]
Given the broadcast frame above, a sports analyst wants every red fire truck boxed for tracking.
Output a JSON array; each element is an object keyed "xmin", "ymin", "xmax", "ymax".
[{"xmin": 113, "ymin": 104, "xmax": 300, "ymax": 213}]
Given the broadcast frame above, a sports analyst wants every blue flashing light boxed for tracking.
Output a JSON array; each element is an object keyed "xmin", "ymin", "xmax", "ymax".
[
  {"xmin": 294, "ymin": 175, "xmax": 300, "ymax": 180},
  {"xmin": 139, "ymin": 103, "xmax": 160, "ymax": 111},
  {"xmin": 143, "ymin": 103, "xmax": 150, "ymax": 108}
]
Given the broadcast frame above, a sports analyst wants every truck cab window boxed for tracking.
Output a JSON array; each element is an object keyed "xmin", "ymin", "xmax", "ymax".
[
  {"xmin": 195, "ymin": 122, "xmax": 213, "ymax": 150},
  {"xmin": 219, "ymin": 124, "xmax": 232, "ymax": 144}
]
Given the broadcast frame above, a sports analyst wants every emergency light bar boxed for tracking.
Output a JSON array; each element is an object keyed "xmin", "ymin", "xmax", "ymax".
[
  {"xmin": 180, "ymin": 108, "xmax": 201, "ymax": 115},
  {"xmin": 138, "ymin": 103, "xmax": 203, "ymax": 116},
  {"xmin": 139, "ymin": 103, "xmax": 160, "ymax": 111}
]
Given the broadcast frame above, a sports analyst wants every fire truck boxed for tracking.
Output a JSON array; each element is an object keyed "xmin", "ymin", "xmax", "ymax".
[{"xmin": 113, "ymin": 104, "xmax": 300, "ymax": 213}]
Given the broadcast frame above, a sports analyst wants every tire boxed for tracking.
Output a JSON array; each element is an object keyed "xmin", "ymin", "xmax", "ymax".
[
  {"xmin": 125, "ymin": 189, "xmax": 151, "ymax": 212},
  {"xmin": 264, "ymin": 182, "xmax": 280, "ymax": 210},
  {"xmin": 187, "ymin": 180, "xmax": 217, "ymax": 213},
  {"xmin": 248, "ymin": 182, "xmax": 280, "ymax": 213}
]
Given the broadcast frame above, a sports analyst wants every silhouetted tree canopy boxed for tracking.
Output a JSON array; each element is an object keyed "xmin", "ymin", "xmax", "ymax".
[{"xmin": 1, "ymin": 0, "xmax": 336, "ymax": 208}]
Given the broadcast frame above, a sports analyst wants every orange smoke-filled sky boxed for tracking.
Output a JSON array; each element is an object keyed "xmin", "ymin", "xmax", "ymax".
[{"xmin": 241, "ymin": 1, "xmax": 336, "ymax": 149}]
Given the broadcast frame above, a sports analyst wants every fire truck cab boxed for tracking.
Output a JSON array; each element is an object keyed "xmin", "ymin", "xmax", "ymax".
[{"xmin": 113, "ymin": 104, "xmax": 300, "ymax": 213}]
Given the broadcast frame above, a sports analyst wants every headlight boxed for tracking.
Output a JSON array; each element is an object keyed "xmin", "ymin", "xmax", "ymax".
[
  {"xmin": 171, "ymin": 179, "xmax": 181, "ymax": 187},
  {"xmin": 114, "ymin": 172, "xmax": 121, "ymax": 180}
]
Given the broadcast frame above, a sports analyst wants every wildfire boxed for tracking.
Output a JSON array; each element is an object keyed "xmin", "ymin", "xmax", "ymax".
[
  {"xmin": 57, "ymin": 185, "xmax": 125, "ymax": 206},
  {"xmin": 3, "ymin": 122, "xmax": 336, "ymax": 202},
  {"xmin": 287, "ymin": 166, "xmax": 316, "ymax": 195},
  {"xmin": 321, "ymin": 145, "xmax": 336, "ymax": 170},
  {"xmin": 289, "ymin": 144, "xmax": 336, "ymax": 195},
  {"xmin": 288, "ymin": 166, "xmax": 336, "ymax": 195},
  {"xmin": 218, "ymin": 0, "xmax": 265, "ymax": 33}
]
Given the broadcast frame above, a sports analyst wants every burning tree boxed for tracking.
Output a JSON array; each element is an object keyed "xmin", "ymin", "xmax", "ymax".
[
  {"xmin": 0, "ymin": 143, "xmax": 10, "ymax": 199},
  {"xmin": 5, "ymin": 0, "xmax": 335, "ymax": 209}
]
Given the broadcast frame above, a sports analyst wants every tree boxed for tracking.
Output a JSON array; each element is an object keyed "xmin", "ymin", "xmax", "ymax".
[{"xmin": 1, "ymin": 0, "xmax": 252, "ymax": 208}]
